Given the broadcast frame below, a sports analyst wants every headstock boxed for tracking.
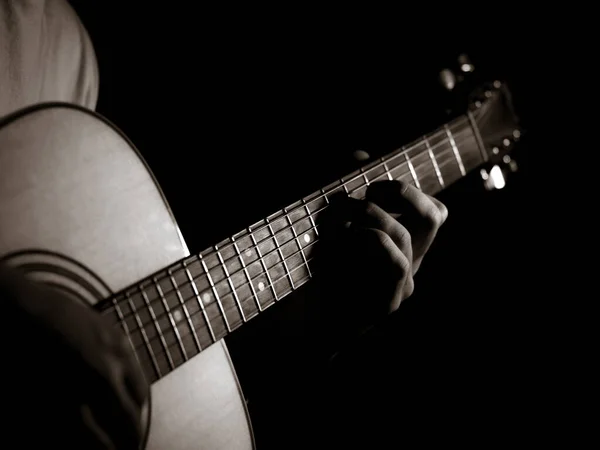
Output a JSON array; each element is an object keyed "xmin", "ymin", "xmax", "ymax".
[
  {"xmin": 471, "ymin": 80, "xmax": 522, "ymax": 190},
  {"xmin": 439, "ymin": 54, "xmax": 523, "ymax": 190},
  {"xmin": 438, "ymin": 53, "xmax": 480, "ymax": 114}
]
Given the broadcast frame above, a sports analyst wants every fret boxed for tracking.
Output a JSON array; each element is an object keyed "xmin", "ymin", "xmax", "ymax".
[
  {"xmin": 253, "ymin": 228, "xmax": 292, "ymax": 299},
  {"xmin": 284, "ymin": 207, "xmax": 312, "ymax": 281},
  {"xmin": 452, "ymin": 122, "xmax": 484, "ymax": 172},
  {"xmin": 219, "ymin": 236, "xmax": 260, "ymax": 320},
  {"xmin": 112, "ymin": 296, "xmax": 131, "ymax": 321},
  {"xmin": 467, "ymin": 110, "xmax": 489, "ymax": 162},
  {"xmin": 186, "ymin": 256, "xmax": 227, "ymax": 330},
  {"xmin": 381, "ymin": 158, "xmax": 393, "ymax": 181},
  {"xmin": 233, "ymin": 232, "xmax": 260, "ymax": 267},
  {"xmin": 302, "ymin": 191, "xmax": 327, "ymax": 225},
  {"xmin": 183, "ymin": 259, "xmax": 217, "ymax": 345},
  {"xmin": 153, "ymin": 277, "xmax": 187, "ymax": 366},
  {"xmin": 248, "ymin": 227, "xmax": 278, "ymax": 309},
  {"xmin": 302, "ymin": 198, "xmax": 320, "ymax": 237},
  {"xmin": 113, "ymin": 295, "xmax": 157, "ymax": 379},
  {"xmin": 272, "ymin": 222, "xmax": 298, "ymax": 260},
  {"xmin": 134, "ymin": 282, "xmax": 167, "ymax": 325},
  {"xmin": 341, "ymin": 169, "xmax": 365, "ymax": 199},
  {"xmin": 281, "ymin": 205, "xmax": 318, "ymax": 261},
  {"xmin": 404, "ymin": 153, "xmax": 421, "ymax": 189},
  {"xmin": 361, "ymin": 157, "xmax": 389, "ymax": 190},
  {"xmin": 385, "ymin": 151, "xmax": 414, "ymax": 185},
  {"xmin": 94, "ymin": 102, "xmax": 509, "ymax": 387},
  {"xmin": 140, "ymin": 286, "xmax": 175, "ymax": 372},
  {"xmin": 284, "ymin": 199, "xmax": 307, "ymax": 225},
  {"xmin": 231, "ymin": 236, "xmax": 262, "ymax": 315},
  {"xmin": 360, "ymin": 169, "xmax": 371, "ymax": 187},
  {"xmin": 427, "ymin": 130, "xmax": 463, "ymax": 187},
  {"xmin": 424, "ymin": 138, "xmax": 444, "ymax": 188},
  {"xmin": 251, "ymin": 224, "xmax": 276, "ymax": 256},
  {"xmin": 168, "ymin": 267, "xmax": 202, "ymax": 355},
  {"xmin": 406, "ymin": 141, "xmax": 442, "ymax": 195},
  {"xmin": 200, "ymin": 251, "xmax": 243, "ymax": 330},
  {"xmin": 199, "ymin": 255, "xmax": 232, "ymax": 333},
  {"xmin": 121, "ymin": 293, "xmax": 161, "ymax": 383},
  {"xmin": 321, "ymin": 178, "xmax": 344, "ymax": 197},
  {"xmin": 214, "ymin": 238, "xmax": 245, "ymax": 283},
  {"xmin": 285, "ymin": 212, "xmax": 310, "ymax": 237},
  {"xmin": 214, "ymin": 245, "xmax": 246, "ymax": 323},
  {"xmin": 306, "ymin": 192, "xmax": 328, "ymax": 224},
  {"xmin": 361, "ymin": 168, "xmax": 370, "ymax": 185},
  {"xmin": 121, "ymin": 293, "xmax": 145, "ymax": 328},
  {"xmin": 266, "ymin": 218, "xmax": 295, "ymax": 295},
  {"xmin": 444, "ymin": 124, "xmax": 466, "ymax": 176}
]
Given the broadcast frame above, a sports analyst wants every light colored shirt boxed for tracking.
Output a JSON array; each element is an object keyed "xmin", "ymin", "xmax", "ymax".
[{"xmin": 0, "ymin": 0, "xmax": 99, "ymax": 118}]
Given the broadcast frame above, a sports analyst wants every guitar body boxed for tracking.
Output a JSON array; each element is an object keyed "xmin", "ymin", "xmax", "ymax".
[{"xmin": 0, "ymin": 104, "xmax": 254, "ymax": 450}]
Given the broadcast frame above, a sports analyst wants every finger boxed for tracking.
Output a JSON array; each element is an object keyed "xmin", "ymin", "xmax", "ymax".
[
  {"xmin": 322, "ymin": 195, "xmax": 413, "ymax": 261},
  {"xmin": 349, "ymin": 198, "xmax": 414, "ymax": 266},
  {"xmin": 426, "ymin": 194, "xmax": 449, "ymax": 223},
  {"xmin": 365, "ymin": 180, "xmax": 447, "ymax": 266},
  {"xmin": 353, "ymin": 227, "xmax": 412, "ymax": 313},
  {"xmin": 366, "ymin": 180, "xmax": 447, "ymax": 227}
]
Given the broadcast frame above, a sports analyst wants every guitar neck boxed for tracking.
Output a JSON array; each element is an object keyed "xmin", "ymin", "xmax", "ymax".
[{"xmin": 98, "ymin": 108, "xmax": 490, "ymax": 383}]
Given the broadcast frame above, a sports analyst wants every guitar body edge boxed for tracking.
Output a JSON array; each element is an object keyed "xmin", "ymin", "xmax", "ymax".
[{"xmin": 0, "ymin": 103, "xmax": 255, "ymax": 450}]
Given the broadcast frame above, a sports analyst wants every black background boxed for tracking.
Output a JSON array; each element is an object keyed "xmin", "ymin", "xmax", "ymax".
[{"xmin": 69, "ymin": 2, "xmax": 533, "ymax": 447}]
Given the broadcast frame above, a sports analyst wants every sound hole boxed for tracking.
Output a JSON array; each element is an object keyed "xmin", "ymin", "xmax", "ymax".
[
  {"xmin": 0, "ymin": 249, "xmax": 111, "ymax": 305},
  {"xmin": 1, "ymin": 249, "xmax": 152, "ymax": 448}
]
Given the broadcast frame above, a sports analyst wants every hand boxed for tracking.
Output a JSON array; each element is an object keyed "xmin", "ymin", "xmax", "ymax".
[
  {"xmin": 313, "ymin": 179, "xmax": 448, "ymax": 353},
  {"xmin": 0, "ymin": 265, "xmax": 148, "ymax": 449}
]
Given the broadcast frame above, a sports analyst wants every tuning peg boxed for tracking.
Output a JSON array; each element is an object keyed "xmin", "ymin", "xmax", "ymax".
[
  {"xmin": 458, "ymin": 53, "xmax": 475, "ymax": 73},
  {"xmin": 502, "ymin": 154, "xmax": 518, "ymax": 173},
  {"xmin": 481, "ymin": 158, "xmax": 517, "ymax": 191},
  {"xmin": 480, "ymin": 165, "xmax": 505, "ymax": 190},
  {"xmin": 439, "ymin": 68, "xmax": 457, "ymax": 91},
  {"xmin": 352, "ymin": 149, "xmax": 370, "ymax": 162}
]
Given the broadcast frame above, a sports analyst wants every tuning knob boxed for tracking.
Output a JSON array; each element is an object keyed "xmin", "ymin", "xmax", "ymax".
[
  {"xmin": 439, "ymin": 68, "xmax": 457, "ymax": 91},
  {"xmin": 458, "ymin": 53, "xmax": 475, "ymax": 73},
  {"xmin": 502, "ymin": 154, "xmax": 518, "ymax": 173},
  {"xmin": 480, "ymin": 165, "xmax": 506, "ymax": 190}
]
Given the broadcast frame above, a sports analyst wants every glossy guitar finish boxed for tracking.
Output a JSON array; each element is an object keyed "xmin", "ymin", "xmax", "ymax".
[
  {"xmin": 0, "ymin": 104, "xmax": 255, "ymax": 450},
  {"xmin": 0, "ymin": 79, "xmax": 519, "ymax": 449}
]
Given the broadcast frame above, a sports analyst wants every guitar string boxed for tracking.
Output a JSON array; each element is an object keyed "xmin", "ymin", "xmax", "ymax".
[
  {"xmin": 110, "ymin": 129, "xmax": 481, "ymax": 347},
  {"xmin": 107, "ymin": 128, "xmax": 477, "ymax": 325},
  {"xmin": 121, "ymin": 146, "xmax": 482, "ymax": 365},
  {"xmin": 129, "ymin": 150, "xmax": 475, "ymax": 378},
  {"xmin": 107, "ymin": 122, "xmax": 476, "ymax": 312},
  {"xmin": 192, "ymin": 117, "xmax": 473, "ymax": 262},
  {"xmin": 105, "ymin": 116, "xmax": 475, "ymax": 305},
  {"xmin": 191, "ymin": 128, "xmax": 474, "ymax": 282}
]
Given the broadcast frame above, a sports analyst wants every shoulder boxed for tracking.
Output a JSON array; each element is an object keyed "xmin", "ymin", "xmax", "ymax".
[{"xmin": 0, "ymin": 0, "xmax": 99, "ymax": 118}]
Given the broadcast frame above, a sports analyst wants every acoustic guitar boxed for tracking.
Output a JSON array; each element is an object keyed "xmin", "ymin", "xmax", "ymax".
[{"xmin": 0, "ymin": 80, "xmax": 520, "ymax": 449}]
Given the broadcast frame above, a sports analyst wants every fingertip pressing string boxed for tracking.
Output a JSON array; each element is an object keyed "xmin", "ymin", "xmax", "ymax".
[{"xmin": 107, "ymin": 126, "xmax": 476, "ymax": 367}]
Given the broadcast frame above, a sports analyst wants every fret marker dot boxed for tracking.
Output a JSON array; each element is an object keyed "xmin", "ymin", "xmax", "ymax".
[
  {"xmin": 173, "ymin": 309, "xmax": 183, "ymax": 322},
  {"xmin": 245, "ymin": 249, "xmax": 252, "ymax": 257},
  {"xmin": 303, "ymin": 233, "xmax": 311, "ymax": 243},
  {"xmin": 258, "ymin": 281, "xmax": 265, "ymax": 291},
  {"xmin": 202, "ymin": 292, "xmax": 211, "ymax": 304}
]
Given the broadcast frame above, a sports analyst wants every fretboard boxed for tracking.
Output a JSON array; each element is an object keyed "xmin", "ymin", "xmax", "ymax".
[{"xmin": 98, "ymin": 110, "xmax": 489, "ymax": 383}]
